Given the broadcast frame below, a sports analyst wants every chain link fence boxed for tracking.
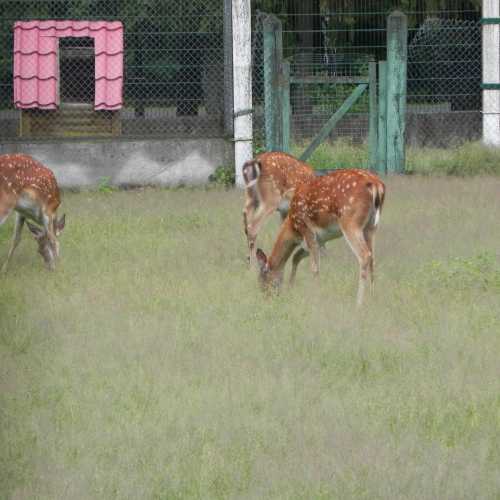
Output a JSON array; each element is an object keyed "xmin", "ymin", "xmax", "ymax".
[
  {"xmin": 0, "ymin": 1, "xmax": 485, "ymax": 150},
  {"xmin": 252, "ymin": 11, "xmax": 373, "ymax": 154},
  {"xmin": 252, "ymin": 2, "xmax": 482, "ymax": 152},
  {"xmin": 0, "ymin": 0, "xmax": 227, "ymax": 141}
]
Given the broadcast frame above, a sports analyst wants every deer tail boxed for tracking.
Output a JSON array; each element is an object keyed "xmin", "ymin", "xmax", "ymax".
[
  {"xmin": 242, "ymin": 159, "xmax": 262, "ymax": 210},
  {"xmin": 242, "ymin": 159, "xmax": 261, "ymax": 188},
  {"xmin": 367, "ymin": 180, "xmax": 385, "ymax": 226}
]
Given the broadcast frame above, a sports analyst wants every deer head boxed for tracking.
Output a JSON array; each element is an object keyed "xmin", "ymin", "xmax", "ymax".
[
  {"xmin": 256, "ymin": 247, "xmax": 285, "ymax": 292},
  {"xmin": 26, "ymin": 214, "xmax": 66, "ymax": 270}
]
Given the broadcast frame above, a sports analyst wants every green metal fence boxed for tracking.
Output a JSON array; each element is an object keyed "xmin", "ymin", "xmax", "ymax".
[{"xmin": 251, "ymin": 1, "xmax": 482, "ymax": 164}]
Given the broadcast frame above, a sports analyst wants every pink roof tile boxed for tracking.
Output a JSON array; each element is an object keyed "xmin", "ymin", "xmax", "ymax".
[{"xmin": 13, "ymin": 20, "xmax": 123, "ymax": 110}]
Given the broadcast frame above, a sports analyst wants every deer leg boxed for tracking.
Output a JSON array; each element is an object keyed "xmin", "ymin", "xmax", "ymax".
[
  {"xmin": 0, "ymin": 201, "xmax": 15, "ymax": 272},
  {"xmin": 341, "ymin": 225, "xmax": 372, "ymax": 306},
  {"xmin": 2, "ymin": 213, "xmax": 25, "ymax": 274},
  {"xmin": 246, "ymin": 205, "xmax": 278, "ymax": 266},
  {"xmin": 363, "ymin": 225, "xmax": 377, "ymax": 295},
  {"xmin": 302, "ymin": 229, "xmax": 321, "ymax": 278},
  {"xmin": 319, "ymin": 244, "xmax": 328, "ymax": 258},
  {"xmin": 0, "ymin": 212, "xmax": 10, "ymax": 226},
  {"xmin": 289, "ymin": 247, "xmax": 309, "ymax": 286},
  {"xmin": 41, "ymin": 212, "xmax": 54, "ymax": 237},
  {"xmin": 0, "ymin": 200, "xmax": 14, "ymax": 226},
  {"xmin": 243, "ymin": 210, "xmax": 251, "ymax": 263}
]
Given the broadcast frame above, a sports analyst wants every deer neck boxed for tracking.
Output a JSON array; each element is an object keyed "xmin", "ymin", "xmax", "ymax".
[
  {"xmin": 15, "ymin": 190, "xmax": 45, "ymax": 225},
  {"xmin": 268, "ymin": 219, "xmax": 299, "ymax": 273}
]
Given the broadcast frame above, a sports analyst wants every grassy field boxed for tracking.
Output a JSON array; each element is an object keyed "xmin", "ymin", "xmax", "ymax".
[
  {"xmin": 291, "ymin": 140, "xmax": 500, "ymax": 176},
  {"xmin": 1, "ymin": 176, "xmax": 500, "ymax": 499}
]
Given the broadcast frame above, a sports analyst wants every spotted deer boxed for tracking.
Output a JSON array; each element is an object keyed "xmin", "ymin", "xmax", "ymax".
[
  {"xmin": 242, "ymin": 152, "xmax": 314, "ymax": 264},
  {"xmin": 0, "ymin": 154, "xmax": 66, "ymax": 272},
  {"xmin": 256, "ymin": 169, "xmax": 385, "ymax": 306}
]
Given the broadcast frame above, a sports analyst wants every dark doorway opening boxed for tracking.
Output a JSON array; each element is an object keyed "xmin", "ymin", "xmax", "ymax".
[{"xmin": 59, "ymin": 37, "xmax": 95, "ymax": 103}]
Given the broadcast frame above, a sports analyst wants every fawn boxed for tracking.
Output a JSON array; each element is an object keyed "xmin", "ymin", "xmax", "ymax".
[
  {"xmin": 0, "ymin": 154, "xmax": 66, "ymax": 272},
  {"xmin": 256, "ymin": 168, "xmax": 385, "ymax": 305}
]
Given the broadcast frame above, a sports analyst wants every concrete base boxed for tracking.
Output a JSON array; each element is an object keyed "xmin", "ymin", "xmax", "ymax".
[{"xmin": 0, "ymin": 138, "xmax": 233, "ymax": 188}]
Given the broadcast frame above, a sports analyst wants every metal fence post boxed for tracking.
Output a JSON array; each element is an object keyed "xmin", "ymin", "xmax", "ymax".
[
  {"xmin": 223, "ymin": 0, "xmax": 234, "ymax": 137},
  {"xmin": 263, "ymin": 14, "xmax": 283, "ymax": 151},
  {"xmin": 232, "ymin": 0, "xmax": 252, "ymax": 187},
  {"xmin": 368, "ymin": 60, "xmax": 378, "ymax": 171},
  {"xmin": 386, "ymin": 10, "xmax": 407, "ymax": 174},
  {"xmin": 281, "ymin": 60, "xmax": 291, "ymax": 153},
  {"xmin": 482, "ymin": 0, "xmax": 500, "ymax": 145},
  {"xmin": 377, "ymin": 61, "xmax": 387, "ymax": 174}
]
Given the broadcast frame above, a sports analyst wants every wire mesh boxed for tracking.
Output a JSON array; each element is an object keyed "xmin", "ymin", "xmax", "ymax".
[
  {"xmin": 252, "ymin": 1, "xmax": 482, "ymax": 151},
  {"xmin": 407, "ymin": 15, "xmax": 481, "ymax": 147},
  {"xmin": 0, "ymin": 1, "xmax": 485, "ymax": 148},
  {"xmin": 0, "ymin": 0, "xmax": 227, "ymax": 141},
  {"xmin": 288, "ymin": 53, "xmax": 371, "ymax": 144}
]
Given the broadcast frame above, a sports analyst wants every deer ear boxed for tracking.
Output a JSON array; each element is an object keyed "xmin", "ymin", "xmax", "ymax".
[
  {"xmin": 56, "ymin": 214, "xmax": 66, "ymax": 234},
  {"xmin": 256, "ymin": 248, "xmax": 268, "ymax": 272},
  {"xmin": 27, "ymin": 221, "xmax": 44, "ymax": 239}
]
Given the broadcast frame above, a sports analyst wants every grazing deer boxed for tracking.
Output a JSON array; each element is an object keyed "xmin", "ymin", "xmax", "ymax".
[
  {"xmin": 256, "ymin": 169, "xmax": 385, "ymax": 306},
  {"xmin": 0, "ymin": 154, "xmax": 66, "ymax": 272},
  {"xmin": 242, "ymin": 152, "xmax": 314, "ymax": 264}
]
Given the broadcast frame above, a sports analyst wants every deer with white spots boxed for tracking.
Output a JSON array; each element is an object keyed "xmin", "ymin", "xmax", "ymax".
[
  {"xmin": 256, "ymin": 168, "xmax": 385, "ymax": 306},
  {"xmin": 0, "ymin": 154, "xmax": 66, "ymax": 272},
  {"xmin": 242, "ymin": 152, "xmax": 314, "ymax": 265}
]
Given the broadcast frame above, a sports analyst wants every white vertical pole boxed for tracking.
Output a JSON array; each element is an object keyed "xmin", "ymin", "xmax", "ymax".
[
  {"xmin": 482, "ymin": 0, "xmax": 500, "ymax": 146},
  {"xmin": 232, "ymin": 0, "xmax": 253, "ymax": 188},
  {"xmin": 224, "ymin": 0, "xmax": 234, "ymax": 136}
]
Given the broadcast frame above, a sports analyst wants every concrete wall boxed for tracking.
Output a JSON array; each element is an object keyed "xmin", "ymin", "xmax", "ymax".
[{"xmin": 0, "ymin": 138, "xmax": 233, "ymax": 188}]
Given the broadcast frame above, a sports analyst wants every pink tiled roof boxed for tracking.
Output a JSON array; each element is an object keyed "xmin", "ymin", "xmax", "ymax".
[{"xmin": 13, "ymin": 20, "xmax": 124, "ymax": 110}]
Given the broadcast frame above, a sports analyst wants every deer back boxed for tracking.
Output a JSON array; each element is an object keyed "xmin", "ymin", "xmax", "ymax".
[
  {"xmin": 289, "ymin": 169, "xmax": 385, "ymax": 233},
  {"xmin": 243, "ymin": 152, "xmax": 314, "ymax": 195}
]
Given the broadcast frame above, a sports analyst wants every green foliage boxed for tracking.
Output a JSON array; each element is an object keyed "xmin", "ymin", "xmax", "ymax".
[
  {"xmin": 209, "ymin": 165, "xmax": 235, "ymax": 187},
  {"xmin": 292, "ymin": 140, "xmax": 369, "ymax": 170},
  {"xmin": 97, "ymin": 176, "xmax": 116, "ymax": 194},
  {"xmin": 306, "ymin": 82, "xmax": 370, "ymax": 115}
]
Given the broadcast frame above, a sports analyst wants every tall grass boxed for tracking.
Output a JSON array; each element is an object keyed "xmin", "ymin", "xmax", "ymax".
[
  {"xmin": 1, "ymin": 177, "xmax": 500, "ymax": 499},
  {"xmin": 291, "ymin": 140, "xmax": 500, "ymax": 176},
  {"xmin": 407, "ymin": 141, "xmax": 500, "ymax": 176}
]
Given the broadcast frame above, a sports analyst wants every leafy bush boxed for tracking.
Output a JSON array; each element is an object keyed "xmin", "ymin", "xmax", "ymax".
[{"xmin": 209, "ymin": 165, "xmax": 235, "ymax": 187}]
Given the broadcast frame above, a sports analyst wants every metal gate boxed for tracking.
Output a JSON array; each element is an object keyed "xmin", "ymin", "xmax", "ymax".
[{"xmin": 255, "ymin": 11, "xmax": 409, "ymax": 175}]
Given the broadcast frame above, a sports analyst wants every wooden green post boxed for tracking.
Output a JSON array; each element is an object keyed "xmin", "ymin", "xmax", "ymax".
[
  {"xmin": 281, "ymin": 60, "xmax": 291, "ymax": 153},
  {"xmin": 263, "ymin": 14, "xmax": 283, "ymax": 151},
  {"xmin": 377, "ymin": 61, "xmax": 387, "ymax": 174},
  {"xmin": 368, "ymin": 60, "xmax": 378, "ymax": 170},
  {"xmin": 386, "ymin": 10, "xmax": 407, "ymax": 174}
]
